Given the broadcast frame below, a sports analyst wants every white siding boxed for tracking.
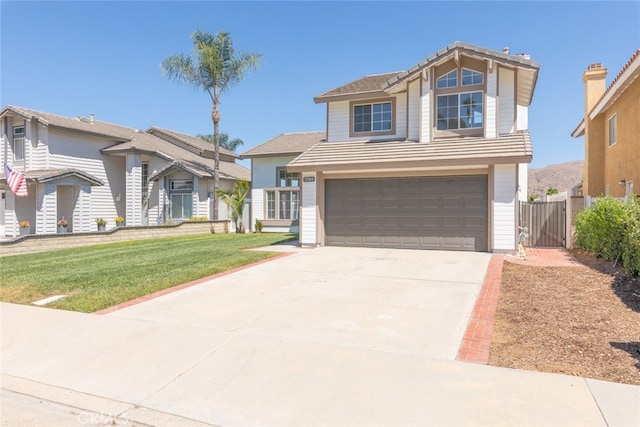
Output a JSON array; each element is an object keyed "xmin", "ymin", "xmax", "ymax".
[
  {"xmin": 420, "ymin": 78, "xmax": 431, "ymax": 142},
  {"xmin": 518, "ymin": 163, "xmax": 528, "ymax": 201},
  {"xmin": 327, "ymin": 94, "xmax": 407, "ymax": 142},
  {"xmin": 29, "ymin": 121, "xmax": 48, "ymax": 170},
  {"xmin": 493, "ymin": 164, "xmax": 517, "ymax": 251},
  {"xmin": 146, "ymin": 156, "xmax": 168, "ymax": 225},
  {"xmin": 407, "ymin": 80, "xmax": 420, "ymax": 141},
  {"xmin": 251, "ymin": 188, "xmax": 264, "ymax": 226},
  {"xmin": 300, "ymin": 172, "xmax": 317, "ymax": 246},
  {"xmin": 47, "ymin": 130, "xmax": 122, "ymax": 224},
  {"xmin": 126, "ymin": 153, "xmax": 142, "ymax": 226},
  {"xmin": 485, "ymin": 69, "xmax": 497, "ymax": 139},
  {"xmin": 252, "ymin": 156, "xmax": 295, "ymax": 188},
  {"xmin": 37, "ymin": 183, "xmax": 56, "ymax": 235},
  {"xmin": 498, "ymin": 67, "xmax": 515, "ymax": 135},
  {"xmin": 517, "ymin": 104, "xmax": 528, "ymax": 131},
  {"xmin": 76, "ymin": 185, "xmax": 92, "ymax": 232}
]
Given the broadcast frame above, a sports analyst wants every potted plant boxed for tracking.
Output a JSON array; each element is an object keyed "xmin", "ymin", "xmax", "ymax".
[
  {"xmin": 115, "ymin": 216, "xmax": 125, "ymax": 227},
  {"xmin": 19, "ymin": 220, "xmax": 30, "ymax": 236},
  {"xmin": 57, "ymin": 217, "xmax": 68, "ymax": 233},
  {"xmin": 96, "ymin": 218, "xmax": 107, "ymax": 232}
]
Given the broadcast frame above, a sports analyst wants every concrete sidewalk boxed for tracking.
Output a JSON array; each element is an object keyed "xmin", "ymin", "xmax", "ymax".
[{"xmin": 1, "ymin": 247, "xmax": 639, "ymax": 426}]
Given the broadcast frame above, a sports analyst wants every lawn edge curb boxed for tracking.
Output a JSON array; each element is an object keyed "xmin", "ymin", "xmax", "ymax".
[{"xmin": 94, "ymin": 251, "xmax": 294, "ymax": 315}]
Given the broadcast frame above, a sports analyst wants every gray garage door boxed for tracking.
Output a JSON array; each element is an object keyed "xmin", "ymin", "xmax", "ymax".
[{"xmin": 325, "ymin": 176, "xmax": 488, "ymax": 251}]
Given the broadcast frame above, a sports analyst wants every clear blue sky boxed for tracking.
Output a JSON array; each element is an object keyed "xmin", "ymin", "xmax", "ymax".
[{"xmin": 1, "ymin": 1, "xmax": 639, "ymax": 169}]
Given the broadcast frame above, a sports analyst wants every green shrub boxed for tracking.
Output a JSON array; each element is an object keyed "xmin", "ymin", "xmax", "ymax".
[
  {"xmin": 255, "ymin": 219, "xmax": 263, "ymax": 233},
  {"xmin": 575, "ymin": 195, "xmax": 640, "ymax": 276},
  {"xmin": 621, "ymin": 196, "xmax": 640, "ymax": 275}
]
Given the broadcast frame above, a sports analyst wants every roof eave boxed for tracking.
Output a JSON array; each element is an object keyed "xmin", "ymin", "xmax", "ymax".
[
  {"xmin": 571, "ymin": 119, "xmax": 586, "ymax": 138},
  {"xmin": 314, "ymin": 90, "xmax": 388, "ymax": 104},
  {"xmin": 287, "ymin": 155, "xmax": 532, "ymax": 173},
  {"xmin": 588, "ymin": 54, "xmax": 640, "ymax": 120}
]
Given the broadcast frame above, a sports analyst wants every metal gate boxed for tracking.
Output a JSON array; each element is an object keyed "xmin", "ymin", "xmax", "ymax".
[{"xmin": 519, "ymin": 201, "xmax": 566, "ymax": 247}]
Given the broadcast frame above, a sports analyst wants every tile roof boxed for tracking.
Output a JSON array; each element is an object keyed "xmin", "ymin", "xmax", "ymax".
[
  {"xmin": 287, "ymin": 132, "xmax": 532, "ymax": 172},
  {"xmin": 314, "ymin": 73, "xmax": 401, "ymax": 102},
  {"xmin": 314, "ymin": 42, "xmax": 540, "ymax": 103},
  {"xmin": 1, "ymin": 105, "xmax": 250, "ymax": 182},
  {"xmin": 147, "ymin": 126, "xmax": 237, "ymax": 159},
  {"xmin": 0, "ymin": 168, "xmax": 104, "ymax": 185},
  {"xmin": 241, "ymin": 131, "xmax": 326, "ymax": 158}
]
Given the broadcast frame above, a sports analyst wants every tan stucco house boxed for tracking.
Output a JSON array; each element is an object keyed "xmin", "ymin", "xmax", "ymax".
[
  {"xmin": 243, "ymin": 42, "xmax": 540, "ymax": 252},
  {"xmin": 0, "ymin": 106, "xmax": 249, "ymax": 237},
  {"xmin": 572, "ymin": 49, "xmax": 640, "ymax": 198}
]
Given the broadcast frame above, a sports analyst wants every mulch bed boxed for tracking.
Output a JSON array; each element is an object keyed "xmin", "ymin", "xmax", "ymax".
[{"xmin": 489, "ymin": 249, "xmax": 640, "ymax": 386}]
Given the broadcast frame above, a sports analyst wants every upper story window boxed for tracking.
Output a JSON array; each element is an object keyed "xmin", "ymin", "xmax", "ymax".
[
  {"xmin": 13, "ymin": 125, "xmax": 25, "ymax": 136},
  {"xmin": 170, "ymin": 179, "xmax": 192, "ymax": 191},
  {"xmin": 608, "ymin": 114, "xmax": 617, "ymax": 147},
  {"xmin": 277, "ymin": 168, "xmax": 299, "ymax": 187},
  {"xmin": 437, "ymin": 91, "xmax": 483, "ymax": 130},
  {"xmin": 354, "ymin": 102, "xmax": 392, "ymax": 132},
  {"xmin": 349, "ymin": 98, "xmax": 395, "ymax": 137},
  {"xmin": 437, "ymin": 70, "xmax": 458, "ymax": 88},
  {"xmin": 462, "ymin": 68, "xmax": 483, "ymax": 86},
  {"xmin": 435, "ymin": 65, "xmax": 485, "ymax": 134},
  {"xmin": 12, "ymin": 137, "xmax": 25, "ymax": 161}
]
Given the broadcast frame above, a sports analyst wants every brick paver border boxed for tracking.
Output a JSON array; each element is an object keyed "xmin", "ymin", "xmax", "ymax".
[
  {"xmin": 95, "ymin": 252, "xmax": 293, "ymax": 315},
  {"xmin": 456, "ymin": 254, "xmax": 504, "ymax": 364}
]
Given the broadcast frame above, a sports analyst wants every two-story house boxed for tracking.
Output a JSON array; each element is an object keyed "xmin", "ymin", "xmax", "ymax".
[
  {"xmin": 244, "ymin": 42, "xmax": 539, "ymax": 252},
  {"xmin": 0, "ymin": 106, "xmax": 250, "ymax": 237},
  {"xmin": 571, "ymin": 50, "xmax": 640, "ymax": 198}
]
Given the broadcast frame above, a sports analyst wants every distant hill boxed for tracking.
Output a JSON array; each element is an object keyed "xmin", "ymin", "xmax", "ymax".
[{"xmin": 528, "ymin": 160, "xmax": 584, "ymax": 197}]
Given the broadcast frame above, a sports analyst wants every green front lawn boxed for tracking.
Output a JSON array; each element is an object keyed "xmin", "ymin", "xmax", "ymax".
[{"xmin": 0, "ymin": 233, "xmax": 296, "ymax": 313}]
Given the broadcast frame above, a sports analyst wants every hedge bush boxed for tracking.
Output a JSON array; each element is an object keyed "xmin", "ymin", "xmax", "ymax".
[{"xmin": 574, "ymin": 195, "xmax": 640, "ymax": 275}]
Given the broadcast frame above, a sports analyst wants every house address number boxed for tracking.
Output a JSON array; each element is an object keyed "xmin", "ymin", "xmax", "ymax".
[{"xmin": 303, "ymin": 176, "xmax": 315, "ymax": 182}]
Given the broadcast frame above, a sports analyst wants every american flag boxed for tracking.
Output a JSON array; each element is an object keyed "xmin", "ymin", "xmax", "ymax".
[{"xmin": 4, "ymin": 164, "xmax": 28, "ymax": 197}]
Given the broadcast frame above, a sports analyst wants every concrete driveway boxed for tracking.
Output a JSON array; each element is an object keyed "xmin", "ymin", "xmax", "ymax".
[
  {"xmin": 109, "ymin": 246, "xmax": 491, "ymax": 360},
  {"xmin": 3, "ymin": 246, "xmax": 637, "ymax": 426}
]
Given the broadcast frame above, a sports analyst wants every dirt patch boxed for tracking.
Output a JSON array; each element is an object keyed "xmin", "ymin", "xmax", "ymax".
[{"xmin": 489, "ymin": 250, "xmax": 640, "ymax": 386}]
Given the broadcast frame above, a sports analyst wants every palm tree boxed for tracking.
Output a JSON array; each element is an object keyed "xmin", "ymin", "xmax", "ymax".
[
  {"xmin": 162, "ymin": 30, "xmax": 261, "ymax": 219},
  {"xmin": 216, "ymin": 180, "xmax": 249, "ymax": 233},
  {"xmin": 196, "ymin": 133, "xmax": 244, "ymax": 152}
]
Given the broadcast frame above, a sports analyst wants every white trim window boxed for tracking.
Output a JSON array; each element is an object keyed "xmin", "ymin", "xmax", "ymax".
[
  {"xmin": 437, "ymin": 69, "xmax": 458, "ymax": 88},
  {"xmin": 353, "ymin": 102, "xmax": 392, "ymax": 133},
  {"xmin": 437, "ymin": 91, "xmax": 483, "ymax": 130},
  {"xmin": 462, "ymin": 68, "xmax": 483, "ymax": 86},
  {"xmin": 264, "ymin": 190, "xmax": 299, "ymax": 220},
  {"xmin": 608, "ymin": 114, "xmax": 617, "ymax": 147},
  {"xmin": 12, "ymin": 137, "xmax": 25, "ymax": 161},
  {"xmin": 171, "ymin": 193, "xmax": 193, "ymax": 219}
]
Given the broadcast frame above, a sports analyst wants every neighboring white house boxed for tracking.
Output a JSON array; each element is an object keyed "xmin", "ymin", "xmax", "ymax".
[
  {"xmin": 0, "ymin": 105, "xmax": 250, "ymax": 237},
  {"xmin": 244, "ymin": 42, "xmax": 539, "ymax": 252}
]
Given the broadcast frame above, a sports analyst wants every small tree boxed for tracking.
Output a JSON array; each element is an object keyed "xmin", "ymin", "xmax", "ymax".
[
  {"xmin": 546, "ymin": 187, "xmax": 559, "ymax": 196},
  {"xmin": 216, "ymin": 180, "xmax": 249, "ymax": 233}
]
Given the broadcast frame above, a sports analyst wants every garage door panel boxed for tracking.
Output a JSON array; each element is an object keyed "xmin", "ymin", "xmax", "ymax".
[{"xmin": 326, "ymin": 176, "xmax": 488, "ymax": 252}]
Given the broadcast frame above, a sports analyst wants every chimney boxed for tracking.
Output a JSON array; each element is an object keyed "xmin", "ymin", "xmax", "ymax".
[
  {"xmin": 582, "ymin": 63, "xmax": 608, "ymax": 114},
  {"xmin": 503, "ymin": 46, "xmax": 509, "ymax": 55},
  {"xmin": 90, "ymin": 113, "xmax": 95, "ymax": 124}
]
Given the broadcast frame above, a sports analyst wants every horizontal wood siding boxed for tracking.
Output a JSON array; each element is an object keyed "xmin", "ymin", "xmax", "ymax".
[
  {"xmin": 518, "ymin": 163, "xmax": 528, "ymax": 201},
  {"xmin": 47, "ymin": 130, "xmax": 122, "ymax": 223},
  {"xmin": 493, "ymin": 164, "xmax": 516, "ymax": 251},
  {"xmin": 327, "ymin": 94, "xmax": 407, "ymax": 142},
  {"xmin": 485, "ymin": 69, "xmax": 497, "ymax": 139},
  {"xmin": 517, "ymin": 104, "xmax": 528, "ymax": 131},
  {"xmin": 420, "ymin": 79, "xmax": 431, "ymax": 142},
  {"xmin": 408, "ymin": 80, "xmax": 420, "ymax": 141},
  {"xmin": 251, "ymin": 188, "xmax": 264, "ymax": 224},
  {"xmin": 252, "ymin": 156, "xmax": 295, "ymax": 188},
  {"xmin": 300, "ymin": 172, "xmax": 317, "ymax": 245},
  {"xmin": 29, "ymin": 122, "xmax": 48, "ymax": 170},
  {"xmin": 498, "ymin": 67, "xmax": 515, "ymax": 135},
  {"xmin": 126, "ymin": 153, "xmax": 142, "ymax": 226}
]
